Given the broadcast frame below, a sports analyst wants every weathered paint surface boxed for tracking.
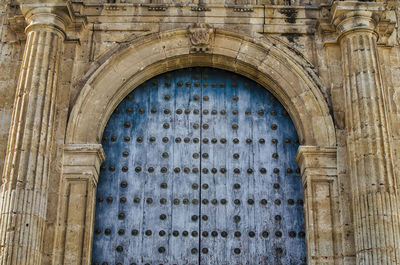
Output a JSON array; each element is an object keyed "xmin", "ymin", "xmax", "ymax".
[{"xmin": 92, "ymin": 68, "xmax": 306, "ymax": 265}]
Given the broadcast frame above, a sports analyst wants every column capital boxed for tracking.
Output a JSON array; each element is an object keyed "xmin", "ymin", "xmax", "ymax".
[
  {"xmin": 20, "ymin": 4, "xmax": 71, "ymax": 37},
  {"xmin": 331, "ymin": 1, "xmax": 385, "ymax": 39}
]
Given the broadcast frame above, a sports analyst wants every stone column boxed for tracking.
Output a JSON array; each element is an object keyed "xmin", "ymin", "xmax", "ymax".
[
  {"xmin": 0, "ymin": 6, "xmax": 69, "ymax": 265},
  {"xmin": 332, "ymin": 2, "xmax": 400, "ymax": 264}
]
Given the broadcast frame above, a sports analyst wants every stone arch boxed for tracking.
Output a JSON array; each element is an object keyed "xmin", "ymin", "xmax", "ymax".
[
  {"xmin": 57, "ymin": 28, "xmax": 338, "ymax": 265},
  {"xmin": 66, "ymin": 28, "xmax": 335, "ymax": 147}
]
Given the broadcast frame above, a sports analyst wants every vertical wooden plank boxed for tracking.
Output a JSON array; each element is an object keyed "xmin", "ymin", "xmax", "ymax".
[
  {"xmin": 251, "ymin": 82, "xmax": 273, "ymax": 265},
  {"xmin": 234, "ymin": 75, "xmax": 254, "ymax": 265},
  {"xmin": 278, "ymin": 96, "xmax": 307, "ymax": 265},
  {"xmin": 120, "ymin": 90, "xmax": 141, "ymax": 265},
  {"xmin": 168, "ymin": 69, "xmax": 201, "ymax": 265},
  {"xmin": 199, "ymin": 69, "xmax": 228, "ymax": 265},
  {"xmin": 92, "ymin": 98, "xmax": 124, "ymax": 265},
  {"xmin": 140, "ymin": 76, "xmax": 164, "ymax": 264}
]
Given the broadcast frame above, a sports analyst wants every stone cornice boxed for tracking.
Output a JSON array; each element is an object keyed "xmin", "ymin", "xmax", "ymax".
[
  {"xmin": 296, "ymin": 146, "xmax": 337, "ymax": 183},
  {"xmin": 67, "ymin": 2, "xmax": 319, "ymax": 35},
  {"xmin": 63, "ymin": 144, "xmax": 106, "ymax": 183}
]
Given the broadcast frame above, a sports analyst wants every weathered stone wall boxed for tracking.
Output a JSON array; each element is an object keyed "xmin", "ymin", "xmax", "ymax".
[
  {"xmin": 0, "ymin": 0, "xmax": 399, "ymax": 264},
  {"xmin": 0, "ymin": 2, "xmax": 24, "ymax": 177}
]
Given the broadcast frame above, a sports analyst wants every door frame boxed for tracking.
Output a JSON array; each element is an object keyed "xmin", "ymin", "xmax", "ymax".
[{"xmin": 54, "ymin": 28, "xmax": 339, "ymax": 265}]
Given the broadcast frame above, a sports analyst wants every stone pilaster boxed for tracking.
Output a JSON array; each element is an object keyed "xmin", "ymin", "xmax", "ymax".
[
  {"xmin": 53, "ymin": 144, "xmax": 105, "ymax": 265},
  {"xmin": 296, "ymin": 146, "xmax": 339, "ymax": 265},
  {"xmin": 0, "ymin": 5, "xmax": 69, "ymax": 265},
  {"xmin": 332, "ymin": 2, "xmax": 400, "ymax": 264}
]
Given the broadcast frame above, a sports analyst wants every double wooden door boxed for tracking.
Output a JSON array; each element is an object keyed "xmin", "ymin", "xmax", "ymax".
[{"xmin": 92, "ymin": 68, "xmax": 306, "ymax": 265}]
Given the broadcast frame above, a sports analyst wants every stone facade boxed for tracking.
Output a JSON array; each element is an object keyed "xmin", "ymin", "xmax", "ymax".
[{"xmin": 0, "ymin": 0, "xmax": 399, "ymax": 264}]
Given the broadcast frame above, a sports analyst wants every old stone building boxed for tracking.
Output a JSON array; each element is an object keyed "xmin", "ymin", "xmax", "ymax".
[{"xmin": 0, "ymin": 0, "xmax": 399, "ymax": 264}]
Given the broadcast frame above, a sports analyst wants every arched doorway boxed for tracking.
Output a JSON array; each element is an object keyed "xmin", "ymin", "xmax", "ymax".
[{"xmin": 91, "ymin": 67, "xmax": 306, "ymax": 265}]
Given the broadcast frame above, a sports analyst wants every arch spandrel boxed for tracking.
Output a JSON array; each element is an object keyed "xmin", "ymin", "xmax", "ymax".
[{"xmin": 66, "ymin": 28, "xmax": 336, "ymax": 147}]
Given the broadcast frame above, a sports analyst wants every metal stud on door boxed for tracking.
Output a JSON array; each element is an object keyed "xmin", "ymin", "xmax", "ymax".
[{"xmin": 92, "ymin": 68, "xmax": 306, "ymax": 265}]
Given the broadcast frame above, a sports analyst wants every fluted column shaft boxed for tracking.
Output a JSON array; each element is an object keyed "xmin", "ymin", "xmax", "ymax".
[
  {"xmin": 0, "ymin": 7, "xmax": 67, "ymax": 265},
  {"xmin": 335, "ymin": 8, "xmax": 400, "ymax": 265}
]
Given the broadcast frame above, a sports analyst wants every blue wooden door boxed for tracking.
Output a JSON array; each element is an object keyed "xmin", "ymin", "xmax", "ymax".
[{"xmin": 92, "ymin": 68, "xmax": 306, "ymax": 265}]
